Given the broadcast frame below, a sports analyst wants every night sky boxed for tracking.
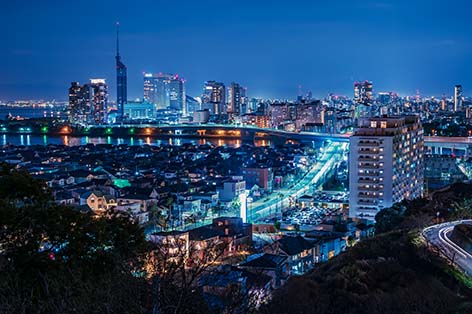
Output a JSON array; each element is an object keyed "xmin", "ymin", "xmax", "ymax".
[{"xmin": 1, "ymin": 0, "xmax": 471, "ymax": 101}]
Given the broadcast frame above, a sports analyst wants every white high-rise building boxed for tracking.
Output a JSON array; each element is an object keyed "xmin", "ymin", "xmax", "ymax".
[
  {"xmin": 454, "ymin": 85, "xmax": 463, "ymax": 112},
  {"xmin": 349, "ymin": 115, "xmax": 424, "ymax": 221}
]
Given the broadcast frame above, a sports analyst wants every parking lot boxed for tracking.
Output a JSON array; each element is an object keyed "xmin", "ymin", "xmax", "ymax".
[{"xmin": 281, "ymin": 205, "xmax": 339, "ymax": 226}]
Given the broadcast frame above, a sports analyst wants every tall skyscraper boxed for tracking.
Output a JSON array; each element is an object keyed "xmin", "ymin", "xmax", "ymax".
[
  {"xmin": 169, "ymin": 75, "xmax": 186, "ymax": 115},
  {"xmin": 354, "ymin": 81, "xmax": 373, "ymax": 105},
  {"xmin": 228, "ymin": 82, "xmax": 247, "ymax": 116},
  {"xmin": 143, "ymin": 73, "xmax": 185, "ymax": 112},
  {"xmin": 349, "ymin": 115, "xmax": 424, "ymax": 221},
  {"xmin": 115, "ymin": 23, "xmax": 127, "ymax": 118},
  {"xmin": 202, "ymin": 81, "xmax": 226, "ymax": 115},
  {"xmin": 69, "ymin": 79, "xmax": 108, "ymax": 125},
  {"xmin": 69, "ymin": 82, "xmax": 91, "ymax": 125},
  {"xmin": 143, "ymin": 73, "xmax": 157, "ymax": 105},
  {"xmin": 90, "ymin": 79, "xmax": 108, "ymax": 125},
  {"xmin": 354, "ymin": 81, "xmax": 373, "ymax": 119},
  {"xmin": 454, "ymin": 85, "xmax": 463, "ymax": 112}
]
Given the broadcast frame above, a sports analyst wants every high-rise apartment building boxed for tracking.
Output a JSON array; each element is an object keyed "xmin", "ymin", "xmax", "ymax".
[
  {"xmin": 454, "ymin": 85, "xmax": 463, "ymax": 112},
  {"xmin": 69, "ymin": 82, "xmax": 91, "ymax": 125},
  {"xmin": 115, "ymin": 23, "xmax": 127, "ymax": 118},
  {"xmin": 202, "ymin": 81, "xmax": 226, "ymax": 115},
  {"xmin": 349, "ymin": 115, "xmax": 424, "ymax": 221},
  {"xmin": 90, "ymin": 79, "xmax": 108, "ymax": 125},
  {"xmin": 69, "ymin": 79, "xmax": 108, "ymax": 125},
  {"xmin": 227, "ymin": 82, "xmax": 247, "ymax": 115}
]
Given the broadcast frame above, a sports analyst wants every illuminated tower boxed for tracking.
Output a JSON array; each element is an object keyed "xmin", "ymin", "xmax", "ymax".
[{"xmin": 115, "ymin": 22, "xmax": 127, "ymax": 118}]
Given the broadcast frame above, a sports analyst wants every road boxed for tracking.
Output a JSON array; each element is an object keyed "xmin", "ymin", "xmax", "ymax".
[
  {"xmin": 423, "ymin": 220, "xmax": 472, "ymax": 276},
  {"xmin": 146, "ymin": 141, "xmax": 346, "ymax": 233},
  {"xmin": 247, "ymin": 141, "xmax": 347, "ymax": 222}
]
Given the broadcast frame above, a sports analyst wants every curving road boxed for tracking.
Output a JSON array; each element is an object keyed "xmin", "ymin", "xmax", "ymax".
[{"xmin": 423, "ymin": 220, "xmax": 472, "ymax": 276}]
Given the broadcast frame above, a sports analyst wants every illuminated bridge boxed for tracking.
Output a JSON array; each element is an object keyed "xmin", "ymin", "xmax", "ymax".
[
  {"xmin": 2, "ymin": 123, "xmax": 471, "ymax": 156},
  {"xmin": 114, "ymin": 124, "xmax": 352, "ymax": 143},
  {"xmin": 116, "ymin": 125, "xmax": 472, "ymax": 156}
]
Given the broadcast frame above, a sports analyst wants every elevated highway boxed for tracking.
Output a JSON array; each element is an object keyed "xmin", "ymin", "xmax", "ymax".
[{"xmin": 3, "ymin": 122, "xmax": 472, "ymax": 156}]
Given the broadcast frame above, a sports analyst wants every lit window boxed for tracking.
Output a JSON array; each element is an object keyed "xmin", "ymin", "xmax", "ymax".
[{"xmin": 370, "ymin": 121, "xmax": 377, "ymax": 128}]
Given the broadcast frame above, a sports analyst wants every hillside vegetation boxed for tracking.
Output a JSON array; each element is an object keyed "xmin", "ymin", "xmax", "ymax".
[{"xmin": 261, "ymin": 183, "xmax": 472, "ymax": 314}]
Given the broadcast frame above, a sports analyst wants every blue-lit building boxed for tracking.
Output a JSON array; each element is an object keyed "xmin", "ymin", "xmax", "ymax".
[
  {"xmin": 144, "ymin": 73, "xmax": 185, "ymax": 113},
  {"xmin": 186, "ymin": 95, "xmax": 201, "ymax": 115},
  {"xmin": 124, "ymin": 101, "xmax": 155, "ymax": 119},
  {"xmin": 169, "ymin": 75, "xmax": 186, "ymax": 114}
]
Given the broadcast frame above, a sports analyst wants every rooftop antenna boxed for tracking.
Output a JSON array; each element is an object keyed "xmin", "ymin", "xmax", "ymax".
[{"xmin": 116, "ymin": 21, "xmax": 120, "ymax": 57}]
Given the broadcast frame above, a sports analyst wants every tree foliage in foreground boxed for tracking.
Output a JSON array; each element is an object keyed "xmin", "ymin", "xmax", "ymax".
[
  {"xmin": 0, "ymin": 164, "xmax": 149, "ymax": 313},
  {"xmin": 0, "ymin": 164, "xmax": 224, "ymax": 314}
]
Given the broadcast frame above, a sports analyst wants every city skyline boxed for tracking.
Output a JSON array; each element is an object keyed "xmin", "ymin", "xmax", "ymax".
[{"xmin": 1, "ymin": 0, "xmax": 472, "ymax": 100}]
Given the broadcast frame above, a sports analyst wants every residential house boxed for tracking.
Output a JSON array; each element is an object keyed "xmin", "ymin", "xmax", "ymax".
[
  {"xmin": 304, "ymin": 230, "xmax": 346, "ymax": 262},
  {"xmin": 263, "ymin": 235, "xmax": 315, "ymax": 275},
  {"xmin": 239, "ymin": 253, "xmax": 289, "ymax": 288}
]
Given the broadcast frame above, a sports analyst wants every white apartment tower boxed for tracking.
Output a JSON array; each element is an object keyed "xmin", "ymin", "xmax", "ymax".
[
  {"xmin": 349, "ymin": 115, "xmax": 424, "ymax": 221},
  {"xmin": 454, "ymin": 85, "xmax": 463, "ymax": 112}
]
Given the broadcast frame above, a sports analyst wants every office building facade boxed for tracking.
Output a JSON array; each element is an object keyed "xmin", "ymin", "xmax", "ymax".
[
  {"xmin": 143, "ymin": 73, "xmax": 185, "ymax": 113},
  {"xmin": 349, "ymin": 115, "xmax": 424, "ymax": 221},
  {"xmin": 202, "ymin": 81, "xmax": 226, "ymax": 115},
  {"xmin": 169, "ymin": 75, "xmax": 186, "ymax": 114},
  {"xmin": 143, "ymin": 73, "xmax": 157, "ymax": 105},
  {"xmin": 228, "ymin": 82, "xmax": 247, "ymax": 116}
]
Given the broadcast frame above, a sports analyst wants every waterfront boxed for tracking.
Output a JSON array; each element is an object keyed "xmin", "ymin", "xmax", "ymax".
[
  {"xmin": 0, "ymin": 106, "xmax": 67, "ymax": 120},
  {"xmin": 0, "ymin": 133, "xmax": 272, "ymax": 147}
]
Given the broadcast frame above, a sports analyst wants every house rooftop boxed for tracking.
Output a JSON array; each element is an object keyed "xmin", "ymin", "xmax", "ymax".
[{"xmin": 239, "ymin": 253, "xmax": 287, "ymax": 269}]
